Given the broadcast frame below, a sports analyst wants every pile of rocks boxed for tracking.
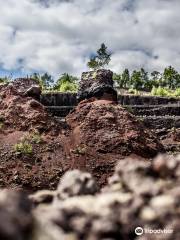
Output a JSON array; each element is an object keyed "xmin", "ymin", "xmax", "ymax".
[
  {"xmin": 9, "ymin": 78, "xmax": 41, "ymax": 100},
  {"xmin": 0, "ymin": 154, "xmax": 179, "ymax": 240}
]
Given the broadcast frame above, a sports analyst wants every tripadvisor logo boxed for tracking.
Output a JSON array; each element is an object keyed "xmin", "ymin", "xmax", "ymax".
[{"xmin": 135, "ymin": 227, "xmax": 144, "ymax": 236}]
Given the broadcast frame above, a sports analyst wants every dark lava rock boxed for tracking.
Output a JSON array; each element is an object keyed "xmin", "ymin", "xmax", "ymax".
[{"xmin": 77, "ymin": 69, "xmax": 117, "ymax": 102}]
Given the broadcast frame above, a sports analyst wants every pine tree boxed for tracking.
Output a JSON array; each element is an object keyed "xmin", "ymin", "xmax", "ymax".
[{"xmin": 87, "ymin": 43, "xmax": 111, "ymax": 70}]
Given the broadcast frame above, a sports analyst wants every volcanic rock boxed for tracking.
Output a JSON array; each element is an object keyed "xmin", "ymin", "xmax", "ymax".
[
  {"xmin": 56, "ymin": 169, "xmax": 98, "ymax": 200},
  {"xmin": 0, "ymin": 77, "xmax": 66, "ymax": 191},
  {"xmin": 0, "ymin": 189, "xmax": 33, "ymax": 240},
  {"xmin": 0, "ymin": 155, "xmax": 179, "ymax": 239},
  {"xmin": 66, "ymin": 98, "xmax": 163, "ymax": 158},
  {"xmin": 0, "ymin": 82, "xmax": 60, "ymax": 133},
  {"xmin": 31, "ymin": 154, "xmax": 180, "ymax": 240},
  {"xmin": 9, "ymin": 78, "xmax": 41, "ymax": 100},
  {"xmin": 77, "ymin": 69, "xmax": 117, "ymax": 102},
  {"xmin": 63, "ymin": 98, "xmax": 164, "ymax": 186}
]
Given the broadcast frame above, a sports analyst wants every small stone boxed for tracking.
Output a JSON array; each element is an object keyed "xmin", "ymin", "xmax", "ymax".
[
  {"xmin": 140, "ymin": 206, "xmax": 157, "ymax": 221},
  {"xmin": 150, "ymin": 195, "xmax": 175, "ymax": 209}
]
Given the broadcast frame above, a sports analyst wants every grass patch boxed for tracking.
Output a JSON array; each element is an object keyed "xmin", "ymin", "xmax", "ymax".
[{"xmin": 14, "ymin": 142, "xmax": 33, "ymax": 155}]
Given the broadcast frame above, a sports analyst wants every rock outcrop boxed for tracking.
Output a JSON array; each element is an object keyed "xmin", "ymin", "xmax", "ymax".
[
  {"xmin": 0, "ymin": 78, "xmax": 66, "ymax": 191},
  {"xmin": 9, "ymin": 78, "xmax": 41, "ymax": 100},
  {"xmin": 77, "ymin": 69, "xmax": 117, "ymax": 102},
  {"xmin": 0, "ymin": 79, "xmax": 60, "ymax": 133},
  {"xmin": 61, "ymin": 69, "xmax": 164, "ymax": 185}
]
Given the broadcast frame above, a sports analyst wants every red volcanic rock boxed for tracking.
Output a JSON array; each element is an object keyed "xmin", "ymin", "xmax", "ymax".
[
  {"xmin": 66, "ymin": 98, "xmax": 163, "ymax": 158},
  {"xmin": 0, "ymin": 83, "xmax": 60, "ymax": 134}
]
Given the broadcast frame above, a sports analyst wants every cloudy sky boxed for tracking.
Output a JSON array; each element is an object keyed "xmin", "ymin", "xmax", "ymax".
[{"xmin": 0, "ymin": 0, "xmax": 180, "ymax": 78}]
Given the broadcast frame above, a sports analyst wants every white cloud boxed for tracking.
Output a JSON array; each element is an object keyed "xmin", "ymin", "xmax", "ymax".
[{"xmin": 0, "ymin": 0, "xmax": 180, "ymax": 78}]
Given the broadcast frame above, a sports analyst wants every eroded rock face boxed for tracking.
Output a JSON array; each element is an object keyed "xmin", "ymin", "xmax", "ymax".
[
  {"xmin": 77, "ymin": 69, "xmax": 117, "ymax": 102},
  {"xmin": 9, "ymin": 78, "xmax": 41, "ymax": 100}
]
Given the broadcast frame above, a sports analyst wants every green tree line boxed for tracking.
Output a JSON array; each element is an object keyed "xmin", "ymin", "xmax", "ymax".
[
  {"xmin": 113, "ymin": 66, "xmax": 180, "ymax": 91},
  {"xmin": 1, "ymin": 66, "xmax": 180, "ymax": 96}
]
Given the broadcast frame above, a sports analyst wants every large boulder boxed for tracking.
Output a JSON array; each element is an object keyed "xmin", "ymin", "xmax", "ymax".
[{"xmin": 77, "ymin": 69, "xmax": 117, "ymax": 102}]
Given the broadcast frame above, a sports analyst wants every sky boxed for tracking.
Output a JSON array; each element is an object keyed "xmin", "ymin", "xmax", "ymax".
[{"xmin": 0, "ymin": 0, "xmax": 180, "ymax": 78}]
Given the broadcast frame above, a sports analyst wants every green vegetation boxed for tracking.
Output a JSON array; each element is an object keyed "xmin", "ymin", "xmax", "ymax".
[
  {"xmin": 1, "ymin": 61, "xmax": 180, "ymax": 97},
  {"xmin": 0, "ymin": 77, "xmax": 10, "ymax": 85},
  {"xmin": 22, "ymin": 131, "xmax": 43, "ymax": 144},
  {"xmin": 53, "ymin": 73, "xmax": 78, "ymax": 92},
  {"xmin": 151, "ymin": 87, "xmax": 169, "ymax": 97},
  {"xmin": 31, "ymin": 72, "xmax": 78, "ymax": 93},
  {"xmin": 151, "ymin": 87, "xmax": 180, "ymax": 97},
  {"xmin": 14, "ymin": 142, "xmax": 33, "ymax": 155},
  {"xmin": 87, "ymin": 43, "xmax": 111, "ymax": 70},
  {"xmin": 128, "ymin": 88, "xmax": 140, "ymax": 95},
  {"xmin": 114, "ymin": 66, "xmax": 180, "ymax": 97},
  {"xmin": 31, "ymin": 132, "xmax": 42, "ymax": 144},
  {"xmin": 13, "ymin": 132, "xmax": 42, "ymax": 155},
  {"xmin": 31, "ymin": 72, "xmax": 54, "ymax": 90}
]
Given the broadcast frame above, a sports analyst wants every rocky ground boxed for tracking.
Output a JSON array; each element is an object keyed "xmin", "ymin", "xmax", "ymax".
[
  {"xmin": 0, "ymin": 154, "xmax": 179, "ymax": 240},
  {"xmin": 0, "ymin": 77, "xmax": 164, "ymax": 190},
  {"xmin": 0, "ymin": 70, "xmax": 179, "ymax": 239}
]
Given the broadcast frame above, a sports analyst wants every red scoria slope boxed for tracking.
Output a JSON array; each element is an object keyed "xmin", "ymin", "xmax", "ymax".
[
  {"xmin": 0, "ymin": 84, "xmax": 67, "ymax": 191},
  {"xmin": 63, "ymin": 98, "xmax": 164, "ymax": 185},
  {"xmin": 0, "ymin": 83, "xmax": 164, "ymax": 190}
]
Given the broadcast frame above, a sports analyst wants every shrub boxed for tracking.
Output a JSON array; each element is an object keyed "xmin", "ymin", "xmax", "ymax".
[
  {"xmin": 59, "ymin": 81, "xmax": 78, "ymax": 92},
  {"xmin": 174, "ymin": 88, "xmax": 180, "ymax": 97},
  {"xmin": 128, "ymin": 88, "xmax": 140, "ymax": 95},
  {"xmin": 14, "ymin": 142, "xmax": 33, "ymax": 155},
  {"xmin": 151, "ymin": 87, "xmax": 169, "ymax": 97},
  {"xmin": 31, "ymin": 133, "xmax": 42, "ymax": 144}
]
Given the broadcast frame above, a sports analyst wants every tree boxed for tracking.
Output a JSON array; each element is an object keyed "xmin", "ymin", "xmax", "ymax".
[
  {"xmin": 31, "ymin": 72, "xmax": 54, "ymax": 90},
  {"xmin": 163, "ymin": 66, "xmax": 179, "ymax": 89},
  {"xmin": 41, "ymin": 73, "xmax": 54, "ymax": 89},
  {"xmin": 140, "ymin": 68, "xmax": 148, "ymax": 83},
  {"xmin": 53, "ymin": 73, "xmax": 78, "ymax": 92},
  {"xmin": 121, "ymin": 69, "xmax": 130, "ymax": 88},
  {"xmin": 87, "ymin": 57, "xmax": 99, "ymax": 70},
  {"xmin": 113, "ymin": 73, "xmax": 122, "ymax": 87},
  {"xmin": 87, "ymin": 43, "xmax": 111, "ymax": 70},
  {"xmin": 130, "ymin": 70, "xmax": 144, "ymax": 90}
]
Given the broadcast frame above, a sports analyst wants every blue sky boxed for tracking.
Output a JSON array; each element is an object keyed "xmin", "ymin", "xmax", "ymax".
[{"xmin": 0, "ymin": 0, "xmax": 180, "ymax": 78}]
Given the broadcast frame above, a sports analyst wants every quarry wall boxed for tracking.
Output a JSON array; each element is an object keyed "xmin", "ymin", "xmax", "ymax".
[{"xmin": 40, "ymin": 93, "xmax": 180, "ymax": 107}]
